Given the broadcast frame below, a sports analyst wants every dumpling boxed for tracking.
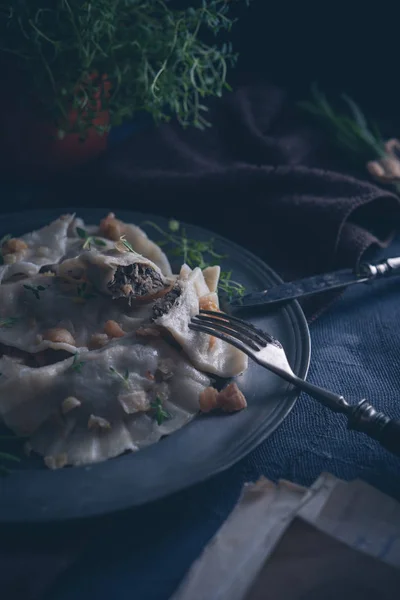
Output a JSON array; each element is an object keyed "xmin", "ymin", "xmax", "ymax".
[
  {"xmin": 66, "ymin": 213, "xmax": 173, "ymax": 277},
  {"xmin": 0, "ymin": 335, "xmax": 211, "ymax": 467},
  {"xmin": 0, "ymin": 274, "xmax": 152, "ymax": 355},
  {"xmin": 56, "ymin": 248, "xmax": 174, "ymax": 302},
  {"xmin": 0, "ymin": 213, "xmax": 173, "ymax": 293},
  {"xmin": 62, "ymin": 216, "xmax": 116, "ymax": 259},
  {"xmin": 0, "ymin": 212, "xmax": 249, "ymax": 470},
  {"xmin": 203, "ymin": 266, "xmax": 221, "ymax": 293},
  {"xmin": 0, "ymin": 214, "xmax": 75, "ymax": 283},
  {"xmin": 99, "ymin": 213, "xmax": 173, "ymax": 277},
  {"xmin": 153, "ymin": 265, "xmax": 248, "ymax": 377},
  {"xmin": 121, "ymin": 222, "xmax": 173, "ymax": 277}
]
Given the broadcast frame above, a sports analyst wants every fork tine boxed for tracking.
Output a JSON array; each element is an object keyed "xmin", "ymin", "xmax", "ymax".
[
  {"xmin": 192, "ymin": 315, "xmax": 264, "ymax": 350},
  {"xmin": 196, "ymin": 311, "xmax": 270, "ymax": 347},
  {"xmin": 189, "ymin": 322, "xmax": 255, "ymax": 358},
  {"xmin": 199, "ymin": 310, "xmax": 278, "ymax": 346}
]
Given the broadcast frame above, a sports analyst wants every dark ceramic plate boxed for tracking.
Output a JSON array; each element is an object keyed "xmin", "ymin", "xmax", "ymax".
[{"xmin": 0, "ymin": 209, "xmax": 310, "ymax": 523}]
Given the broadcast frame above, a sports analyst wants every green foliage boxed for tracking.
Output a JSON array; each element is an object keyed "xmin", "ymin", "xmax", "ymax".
[
  {"xmin": 0, "ymin": 317, "xmax": 19, "ymax": 328},
  {"xmin": 299, "ymin": 84, "xmax": 385, "ymax": 161},
  {"xmin": 151, "ymin": 396, "xmax": 171, "ymax": 425},
  {"xmin": 71, "ymin": 353, "xmax": 85, "ymax": 373},
  {"xmin": 143, "ymin": 219, "xmax": 246, "ymax": 300},
  {"xmin": 109, "ymin": 366, "xmax": 130, "ymax": 387},
  {"xmin": 76, "ymin": 226, "xmax": 107, "ymax": 249},
  {"xmin": 0, "ymin": 1, "xmax": 248, "ymax": 137}
]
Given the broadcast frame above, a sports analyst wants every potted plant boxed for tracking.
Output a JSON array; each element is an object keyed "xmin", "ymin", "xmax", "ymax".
[{"xmin": 0, "ymin": 0, "xmax": 247, "ymax": 176}]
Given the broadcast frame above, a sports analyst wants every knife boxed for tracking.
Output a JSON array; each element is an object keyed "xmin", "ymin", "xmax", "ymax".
[{"xmin": 231, "ymin": 256, "xmax": 400, "ymax": 308}]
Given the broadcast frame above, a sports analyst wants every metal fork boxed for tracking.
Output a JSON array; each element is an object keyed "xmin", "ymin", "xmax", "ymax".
[{"xmin": 190, "ymin": 310, "xmax": 400, "ymax": 457}]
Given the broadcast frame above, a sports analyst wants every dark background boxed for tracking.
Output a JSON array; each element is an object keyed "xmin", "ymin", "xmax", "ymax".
[
  {"xmin": 1, "ymin": 1, "xmax": 399, "ymax": 188},
  {"xmin": 228, "ymin": 1, "xmax": 399, "ymax": 122}
]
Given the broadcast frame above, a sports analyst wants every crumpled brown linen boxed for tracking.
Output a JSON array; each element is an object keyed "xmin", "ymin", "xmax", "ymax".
[{"xmin": 83, "ymin": 82, "xmax": 400, "ymax": 318}]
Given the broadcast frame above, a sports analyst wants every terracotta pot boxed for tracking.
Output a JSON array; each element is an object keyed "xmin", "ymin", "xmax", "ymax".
[{"xmin": 0, "ymin": 69, "xmax": 111, "ymax": 179}]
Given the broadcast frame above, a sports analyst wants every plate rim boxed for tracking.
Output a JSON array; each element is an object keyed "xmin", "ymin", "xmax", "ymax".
[{"xmin": 0, "ymin": 208, "xmax": 310, "ymax": 523}]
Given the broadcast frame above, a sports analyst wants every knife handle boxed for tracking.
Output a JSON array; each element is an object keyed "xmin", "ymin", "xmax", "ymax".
[
  {"xmin": 347, "ymin": 399, "xmax": 400, "ymax": 456},
  {"xmin": 359, "ymin": 257, "xmax": 400, "ymax": 279}
]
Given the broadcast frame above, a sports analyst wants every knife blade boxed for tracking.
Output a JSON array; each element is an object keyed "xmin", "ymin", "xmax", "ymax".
[{"xmin": 231, "ymin": 256, "xmax": 400, "ymax": 308}]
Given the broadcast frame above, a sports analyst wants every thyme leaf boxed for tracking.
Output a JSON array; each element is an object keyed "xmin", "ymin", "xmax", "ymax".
[
  {"xmin": 0, "ymin": 450, "xmax": 21, "ymax": 476},
  {"xmin": 76, "ymin": 282, "xmax": 96, "ymax": 300},
  {"xmin": 23, "ymin": 284, "xmax": 47, "ymax": 300},
  {"xmin": 71, "ymin": 353, "xmax": 85, "ymax": 373},
  {"xmin": 142, "ymin": 220, "xmax": 245, "ymax": 300},
  {"xmin": 76, "ymin": 227, "xmax": 107, "ymax": 250},
  {"xmin": 150, "ymin": 396, "xmax": 171, "ymax": 425},
  {"xmin": 168, "ymin": 219, "xmax": 180, "ymax": 232},
  {"xmin": 219, "ymin": 271, "xmax": 246, "ymax": 300},
  {"xmin": 299, "ymin": 84, "xmax": 385, "ymax": 162},
  {"xmin": 0, "ymin": 317, "xmax": 19, "ymax": 328},
  {"xmin": 109, "ymin": 366, "xmax": 130, "ymax": 387},
  {"xmin": 76, "ymin": 227, "xmax": 87, "ymax": 239},
  {"xmin": 119, "ymin": 236, "xmax": 135, "ymax": 253},
  {"xmin": 83, "ymin": 237, "xmax": 107, "ymax": 250},
  {"xmin": 0, "ymin": 452, "xmax": 20, "ymax": 463}
]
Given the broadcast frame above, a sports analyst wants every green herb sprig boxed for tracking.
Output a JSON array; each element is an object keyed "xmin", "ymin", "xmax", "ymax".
[
  {"xmin": 0, "ymin": 451, "xmax": 20, "ymax": 476},
  {"xmin": 299, "ymin": 84, "xmax": 385, "ymax": 162},
  {"xmin": 1, "ymin": 1, "xmax": 249, "ymax": 138},
  {"xmin": 76, "ymin": 282, "xmax": 96, "ymax": 300},
  {"xmin": 23, "ymin": 284, "xmax": 47, "ymax": 300},
  {"xmin": 151, "ymin": 396, "xmax": 171, "ymax": 426},
  {"xmin": 109, "ymin": 366, "xmax": 130, "ymax": 387},
  {"xmin": 118, "ymin": 236, "xmax": 135, "ymax": 253},
  {"xmin": 76, "ymin": 227, "xmax": 107, "ymax": 250},
  {"xmin": 0, "ymin": 430, "xmax": 23, "ymax": 476},
  {"xmin": 217, "ymin": 270, "xmax": 246, "ymax": 298},
  {"xmin": 143, "ymin": 219, "xmax": 245, "ymax": 301},
  {"xmin": 0, "ymin": 317, "xmax": 19, "ymax": 328},
  {"xmin": 71, "ymin": 353, "xmax": 85, "ymax": 373}
]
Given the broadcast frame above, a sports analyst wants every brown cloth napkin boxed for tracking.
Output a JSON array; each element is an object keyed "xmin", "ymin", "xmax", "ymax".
[{"xmin": 81, "ymin": 81, "xmax": 400, "ymax": 319}]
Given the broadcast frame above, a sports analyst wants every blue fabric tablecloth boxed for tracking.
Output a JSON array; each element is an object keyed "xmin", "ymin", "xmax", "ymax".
[{"xmin": 40, "ymin": 239, "xmax": 400, "ymax": 600}]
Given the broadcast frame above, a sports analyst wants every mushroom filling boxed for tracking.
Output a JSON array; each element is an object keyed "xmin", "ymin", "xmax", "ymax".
[
  {"xmin": 108, "ymin": 263, "xmax": 166, "ymax": 300},
  {"xmin": 152, "ymin": 284, "xmax": 182, "ymax": 319}
]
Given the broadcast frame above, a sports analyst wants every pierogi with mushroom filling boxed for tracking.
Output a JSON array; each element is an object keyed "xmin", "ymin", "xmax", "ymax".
[
  {"xmin": 0, "ymin": 214, "xmax": 75, "ymax": 283},
  {"xmin": 56, "ymin": 248, "xmax": 174, "ymax": 302},
  {"xmin": 67, "ymin": 213, "xmax": 173, "ymax": 276},
  {"xmin": 0, "ymin": 212, "xmax": 173, "ymax": 282},
  {"xmin": 0, "ymin": 212, "xmax": 248, "ymax": 469},
  {"xmin": 0, "ymin": 336, "xmax": 211, "ymax": 467},
  {"xmin": 97, "ymin": 212, "xmax": 173, "ymax": 277},
  {"xmin": 153, "ymin": 265, "xmax": 248, "ymax": 378},
  {"xmin": 0, "ymin": 274, "xmax": 153, "ymax": 355}
]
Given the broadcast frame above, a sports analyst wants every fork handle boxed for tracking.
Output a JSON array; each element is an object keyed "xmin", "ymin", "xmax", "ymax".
[
  {"xmin": 347, "ymin": 400, "xmax": 400, "ymax": 456},
  {"xmin": 290, "ymin": 377, "xmax": 400, "ymax": 456}
]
